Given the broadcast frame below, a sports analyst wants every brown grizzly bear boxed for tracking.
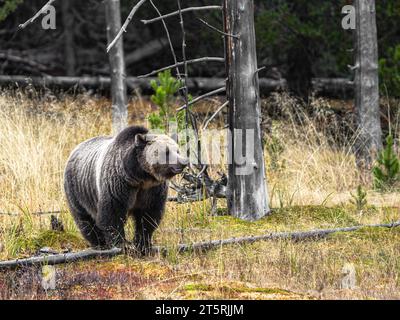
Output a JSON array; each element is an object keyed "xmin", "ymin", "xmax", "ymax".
[{"xmin": 64, "ymin": 126, "xmax": 188, "ymax": 254}]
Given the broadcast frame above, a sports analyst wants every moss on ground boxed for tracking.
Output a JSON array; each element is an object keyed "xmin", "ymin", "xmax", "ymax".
[
  {"xmin": 180, "ymin": 281, "xmax": 308, "ymax": 300},
  {"xmin": 191, "ymin": 205, "xmax": 360, "ymax": 239}
]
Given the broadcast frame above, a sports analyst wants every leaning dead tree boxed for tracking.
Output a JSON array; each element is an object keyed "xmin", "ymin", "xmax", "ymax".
[
  {"xmin": 1, "ymin": 221, "xmax": 399, "ymax": 270},
  {"xmin": 223, "ymin": 0, "xmax": 270, "ymax": 221},
  {"xmin": 353, "ymin": 0, "xmax": 382, "ymax": 167},
  {"xmin": 105, "ymin": 0, "xmax": 128, "ymax": 134}
]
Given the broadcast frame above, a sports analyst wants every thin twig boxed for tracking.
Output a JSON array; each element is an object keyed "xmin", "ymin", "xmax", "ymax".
[
  {"xmin": 0, "ymin": 210, "xmax": 62, "ymax": 216},
  {"xmin": 177, "ymin": 87, "xmax": 226, "ymax": 111},
  {"xmin": 19, "ymin": 0, "xmax": 57, "ymax": 29},
  {"xmin": 202, "ymin": 101, "xmax": 229, "ymax": 130},
  {"xmin": 137, "ymin": 57, "xmax": 224, "ymax": 78},
  {"xmin": 141, "ymin": 6, "xmax": 222, "ymax": 25},
  {"xmin": 177, "ymin": 0, "xmax": 200, "ymax": 164},
  {"xmin": 148, "ymin": 0, "xmax": 180, "ymax": 76},
  {"xmin": 197, "ymin": 18, "xmax": 239, "ymax": 39},
  {"xmin": 106, "ymin": 0, "xmax": 148, "ymax": 52}
]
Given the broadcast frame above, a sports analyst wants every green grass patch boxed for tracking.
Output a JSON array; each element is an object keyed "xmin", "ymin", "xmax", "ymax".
[
  {"xmin": 4, "ymin": 229, "xmax": 85, "ymax": 258},
  {"xmin": 330, "ymin": 226, "xmax": 400, "ymax": 241}
]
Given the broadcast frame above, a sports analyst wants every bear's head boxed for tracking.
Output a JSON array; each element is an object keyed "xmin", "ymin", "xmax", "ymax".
[{"xmin": 134, "ymin": 133, "xmax": 189, "ymax": 182}]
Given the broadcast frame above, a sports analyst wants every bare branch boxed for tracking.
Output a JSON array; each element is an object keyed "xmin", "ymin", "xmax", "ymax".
[
  {"xmin": 141, "ymin": 6, "xmax": 222, "ymax": 25},
  {"xmin": 176, "ymin": 0, "xmax": 197, "ymax": 164},
  {"xmin": 0, "ymin": 210, "xmax": 62, "ymax": 216},
  {"xmin": 177, "ymin": 87, "xmax": 226, "ymax": 111},
  {"xmin": 138, "ymin": 57, "xmax": 224, "ymax": 78},
  {"xmin": 106, "ymin": 0, "xmax": 148, "ymax": 53},
  {"xmin": 173, "ymin": 221, "xmax": 400, "ymax": 254},
  {"xmin": 149, "ymin": 0, "xmax": 180, "ymax": 78},
  {"xmin": 198, "ymin": 18, "xmax": 239, "ymax": 39},
  {"xmin": 19, "ymin": 0, "xmax": 57, "ymax": 29},
  {"xmin": 202, "ymin": 101, "xmax": 229, "ymax": 130}
]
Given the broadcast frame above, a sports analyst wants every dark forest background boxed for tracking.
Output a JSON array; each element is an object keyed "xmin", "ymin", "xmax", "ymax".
[{"xmin": 0, "ymin": 0, "xmax": 399, "ymax": 97}]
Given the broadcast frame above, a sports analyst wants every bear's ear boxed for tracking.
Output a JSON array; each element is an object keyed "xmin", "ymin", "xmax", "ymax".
[{"xmin": 135, "ymin": 133, "xmax": 147, "ymax": 146}]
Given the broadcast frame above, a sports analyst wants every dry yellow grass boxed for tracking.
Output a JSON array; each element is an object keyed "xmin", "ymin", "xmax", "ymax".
[{"xmin": 0, "ymin": 90, "xmax": 399, "ymax": 300}]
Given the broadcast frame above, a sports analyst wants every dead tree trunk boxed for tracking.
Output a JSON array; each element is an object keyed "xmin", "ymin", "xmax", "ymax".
[
  {"xmin": 105, "ymin": 0, "xmax": 128, "ymax": 134},
  {"xmin": 61, "ymin": 0, "xmax": 76, "ymax": 76},
  {"xmin": 223, "ymin": 0, "xmax": 270, "ymax": 221},
  {"xmin": 354, "ymin": 0, "xmax": 382, "ymax": 167}
]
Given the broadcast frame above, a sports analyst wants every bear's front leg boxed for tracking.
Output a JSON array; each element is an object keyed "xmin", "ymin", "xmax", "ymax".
[
  {"xmin": 97, "ymin": 197, "xmax": 128, "ymax": 248},
  {"xmin": 132, "ymin": 185, "xmax": 167, "ymax": 255},
  {"xmin": 133, "ymin": 212, "xmax": 160, "ymax": 256}
]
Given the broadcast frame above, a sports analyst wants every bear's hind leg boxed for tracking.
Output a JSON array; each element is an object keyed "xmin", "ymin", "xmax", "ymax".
[{"xmin": 69, "ymin": 204, "xmax": 106, "ymax": 248}]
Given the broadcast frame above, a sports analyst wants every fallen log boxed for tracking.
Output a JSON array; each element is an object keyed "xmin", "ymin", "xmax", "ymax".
[
  {"xmin": 0, "ymin": 220, "xmax": 398, "ymax": 270},
  {"xmin": 125, "ymin": 38, "xmax": 170, "ymax": 66},
  {"xmin": 0, "ymin": 75, "xmax": 354, "ymax": 97},
  {"xmin": 312, "ymin": 77, "xmax": 354, "ymax": 97},
  {"xmin": 172, "ymin": 220, "xmax": 400, "ymax": 254},
  {"xmin": 0, "ymin": 53, "xmax": 49, "ymax": 72},
  {"xmin": 0, "ymin": 248, "xmax": 122, "ymax": 270},
  {"xmin": 0, "ymin": 75, "xmax": 285, "ymax": 94}
]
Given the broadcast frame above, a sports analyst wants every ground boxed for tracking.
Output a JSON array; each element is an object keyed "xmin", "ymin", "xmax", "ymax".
[{"xmin": 0, "ymin": 90, "xmax": 399, "ymax": 300}]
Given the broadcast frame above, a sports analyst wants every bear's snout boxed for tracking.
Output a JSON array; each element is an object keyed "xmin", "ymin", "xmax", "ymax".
[
  {"xmin": 170, "ymin": 158, "xmax": 188, "ymax": 174},
  {"xmin": 172, "ymin": 158, "xmax": 189, "ymax": 174},
  {"xmin": 179, "ymin": 156, "xmax": 189, "ymax": 167}
]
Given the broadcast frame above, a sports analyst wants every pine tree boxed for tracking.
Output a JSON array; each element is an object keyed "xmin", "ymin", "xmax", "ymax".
[{"xmin": 372, "ymin": 135, "xmax": 400, "ymax": 190}]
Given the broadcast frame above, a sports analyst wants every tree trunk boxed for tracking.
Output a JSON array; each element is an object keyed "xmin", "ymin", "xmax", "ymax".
[
  {"xmin": 354, "ymin": 0, "xmax": 382, "ymax": 167},
  {"xmin": 105, "ymin": 0, "xmax": 128, "ymax": 134},
  {"xmin": 286, "ymin": 2, "xmax": 313, "ymax": 102},
  {"xmin": 223, "ymin": 0, "xmax": 270, "ymax": 221},
  {"xmin": 62, "ymin": 0, "xmax": 76, "ymax": 76}
]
